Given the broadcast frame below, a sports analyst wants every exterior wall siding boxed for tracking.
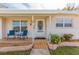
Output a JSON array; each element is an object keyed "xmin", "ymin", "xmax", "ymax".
[{"xmin": 50, "ymin": 15, "xmax": 79, "ymax": 40}]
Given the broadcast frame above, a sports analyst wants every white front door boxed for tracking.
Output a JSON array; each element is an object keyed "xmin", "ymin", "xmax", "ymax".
[{"xmin": 35, "ymin": 19, "xmax": 46, "ymax": 38}]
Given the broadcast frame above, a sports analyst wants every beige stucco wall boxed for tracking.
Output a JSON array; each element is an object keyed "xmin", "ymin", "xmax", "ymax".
[
  {"xmin": 1, "ymin": 16, "xmax": 48, "ymax": 39},
  {"xmin": 0, "ymin": 17, "xmax": 3, "ymax": 39},
  {"xmin": 2, "ymin": 16, "xmax": 32, "ymax": 38},
  {"xmin": 50, "ymin": 14, "xmax": 79, "ymax": 40}
]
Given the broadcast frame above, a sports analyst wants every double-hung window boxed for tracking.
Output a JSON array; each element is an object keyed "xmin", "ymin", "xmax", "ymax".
[
  {"xmin": 56, "ymin": 19, "xmax": 63, "ymax": 27},
  {"xmin": 21, "ymin": 21, "xmax": 27, "ymax": 31},
  {"xmin": 13, "ymin": 21, "xmax": 20, "ymax": 32},
  {"xmin": 64, "ymin": 19, "xmax": 72, "ymax": 27},
  {"xmin": 56, "ymin": 17, "xmax": 72, "ymax": 28},
  {"xmin": 12, "ymin": 20, "xmax": 27, "ymax": 32}
]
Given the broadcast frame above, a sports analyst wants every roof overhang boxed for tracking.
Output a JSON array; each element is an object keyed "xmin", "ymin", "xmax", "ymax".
[{"xmin": 0, "ymin": 9, "xmax": 79, "ymax": 16}]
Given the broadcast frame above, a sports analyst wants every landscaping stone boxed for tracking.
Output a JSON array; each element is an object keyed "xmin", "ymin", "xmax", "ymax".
[
  {"xmin": 48, "ymin": 43, "xmax": 58, "ymax": 50},
  {"xmin": 48, "ymin": 41, "xmax": 79, "ymax": 50},
  {"xmin": 0, "ymin": 44, "xmax": 33, "ymax": 52},
  {"xmin": 59, "ymin": 42, "xmax": 79, "ymax": 47}
]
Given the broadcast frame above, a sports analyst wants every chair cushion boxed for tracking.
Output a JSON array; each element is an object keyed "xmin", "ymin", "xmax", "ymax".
[
  {"xmin": 22, "ymin": 30, "xmax": 28, "ymax": 36},
  {"xmin": 8, "ymin": 30, "xmax": 15, "ymax": 36}
]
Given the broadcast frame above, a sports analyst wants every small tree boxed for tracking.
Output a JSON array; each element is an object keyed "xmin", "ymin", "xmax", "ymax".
[{"xmin": 63, "ymin": 3, "xmax": 75, "ymax": 11}]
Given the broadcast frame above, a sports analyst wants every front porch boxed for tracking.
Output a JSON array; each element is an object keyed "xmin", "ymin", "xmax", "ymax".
[{"xmin": 0, "ymin": 15, "xmax": 52, "ymax": 40}]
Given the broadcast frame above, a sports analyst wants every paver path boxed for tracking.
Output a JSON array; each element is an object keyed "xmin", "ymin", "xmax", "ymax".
[
  {"xmin": 31, "ymin": 39, "xmax": 50, "ymax": 55},
  {"xmin": 33, "ymin": 39, "xmax": 48, "ymax": 48}
]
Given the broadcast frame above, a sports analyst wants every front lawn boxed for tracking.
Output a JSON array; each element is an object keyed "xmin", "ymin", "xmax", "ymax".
[
  {"xmin": 0, "ymin": 50, "xmax": 31, "ymax": 55},
  {"xmin": 50, "ymin": 46, "xmax": 79, "ymax": 55}
]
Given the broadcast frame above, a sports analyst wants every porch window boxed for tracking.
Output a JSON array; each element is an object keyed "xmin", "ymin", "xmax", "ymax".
[
  {"xmin": 56, "ymin": 18, "xmax": 72, "ymax": 28},
  {"xmin": 13, "ymin": 21, "xmax": 20, "ymax": 32},
  {"xmin": 64, "ymin": 19, "xmax": 72, "ymax": 27},
  {"xmin": 12, "ymin": 21, "xmax": 27, "ymax": 32},
  {"xmin": 21, "ymin": 21, "xmax": 27, "ymax": 31},
  {"xmin": 56, "ymin": 19, "xmax": 63, "ymax": 27},
  {"xmin": 38, "ymin": 21, "xmax": 43, "ymax": 31}
]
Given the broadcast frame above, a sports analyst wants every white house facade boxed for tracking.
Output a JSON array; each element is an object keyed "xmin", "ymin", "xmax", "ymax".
[{"xmin": 0, "ymin": 10, "xmax": 79, "ymax": 40}]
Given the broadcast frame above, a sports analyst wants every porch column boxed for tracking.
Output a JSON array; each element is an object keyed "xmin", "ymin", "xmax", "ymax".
[
  {"xmin": 48, "ymin": 16, "xmax": 52, "ymax": 42},
  {"xmin": 32, "ymin": 16, "xmax": 35, "ymax": 42},
  {"xmin": 0, "ymin": 17, "xmax": 3, "ymax": 39}
]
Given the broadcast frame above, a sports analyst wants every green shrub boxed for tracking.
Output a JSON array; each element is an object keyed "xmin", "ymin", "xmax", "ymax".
[
  {"xmin": 61, "ymin": 36, "xmax": 65, "ymax": 42},
  {"xmin": 63, "ymin": 34, "xmax": 73, "ymax": 41},
  {"xmin": 51, "ymin": 34, "xmax": 61, "ymax": 44}
]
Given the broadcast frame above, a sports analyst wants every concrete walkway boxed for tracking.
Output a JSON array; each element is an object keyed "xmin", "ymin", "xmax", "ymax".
[
  {"xmin": 30, "ymin": 39, "xmax": 50, "ymax": 55},
  {"xmin": 30, "ymin": 49, "xmax": 50, "ymax": 55}
]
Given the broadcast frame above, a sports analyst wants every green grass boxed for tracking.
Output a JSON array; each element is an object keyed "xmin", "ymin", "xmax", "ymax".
[
  {"xmin": 50, "ymin": 46, "xmax": 79, "ymax": 55},
  {"xmin": 0, "ymin": 50, "xmax": 31, "ymax": 55}
]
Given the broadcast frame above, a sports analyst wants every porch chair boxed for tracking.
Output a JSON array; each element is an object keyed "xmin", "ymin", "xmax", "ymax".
[
  {"xmin": 20, "ymin": 30, "xmax": 28, "ymax": 40},
  {"xmin": 7, "ymin": 30, "xmax": 16, "ymax": 39}
]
